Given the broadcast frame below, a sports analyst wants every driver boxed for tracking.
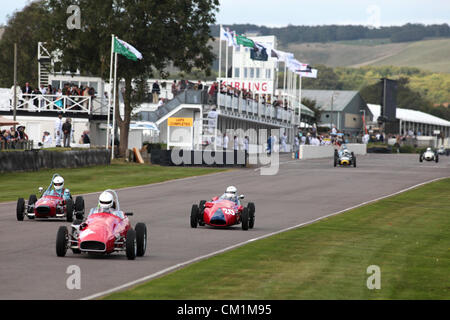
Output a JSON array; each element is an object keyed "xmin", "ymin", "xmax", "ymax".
[
  {"xmin": 339, "ymin": 145, "xmax": 350, "ymax": 157},
  {"xmin": 220, "ymin": 186, "xmax": 239, "ymax": 204},
  {"xmin": 89, "ymin": 191, "xmax": 124, "ymax": 218},
  {"xmin": 44, "ymin": 175, "xmax": 72, "ymax": 201}
]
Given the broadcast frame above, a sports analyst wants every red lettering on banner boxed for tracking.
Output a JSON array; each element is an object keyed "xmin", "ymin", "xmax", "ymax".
[
  {"xmin": 254, "ymin": 83, "xmax": 260, "ymax": 91},
  {"xmin": 262, "ymin": 83, "xmax": 267, "ymax": 91},
  {"xmin": 234, "ymin": 82, "xmax": 240, "ymax": 90}
]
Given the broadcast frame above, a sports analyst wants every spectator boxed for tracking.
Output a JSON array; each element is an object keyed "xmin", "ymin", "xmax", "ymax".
[
  {"xmin": 152, "ymin": 81, "xmax": 161, "ymax": 103},
  {"xmin": 208, "ymin": 82, "xmax": 218, "ymax": 105},
  {"xmin": 22, "ymin": 82, "xmax": 33, "ymax": 106},
  {"xmin": 281, "ymin": 132, "xmax": 288, "ymax": 152},
  {"xmin": 9, "ymin": 127, "xmax": 19, "ymax": 142},
  {"xmin": 54, "ymin": 113, "xmax": 63, "ymax": 147},
  {"xmin": 10, "ymin": 82, "xmax": 23, "ymax": 107},
  {"xmin": 157, "ymin": 98, "xmax": 164, "ymax": 108},
  {"xmin": 197, "ymin": 80, "xmax": 203, "ymax": 91},
  {"xmin": 233, "ymin": 136, "xmax": 239, "ymax": 151},
  {"xmin": 17, "ymin": 126, "xmax": 28, "ymax": 141},
  {"xmin": 62, "ymin": 118, "xmax": 72, "ymax": 148},
  {"xmin": 81, "ymin": 130, "xmax": 91, "ymax": 144},
  {"xmin": 243, "ymin": 136, "xmax": 249, "ymax": 153},
  {"xmin": 223, "ymin": 133, "xmax": 229, "ymax": 150},
  {"xmin": 55, "ymin": 89, "xmax": 63, "ymax": 109},
  {"xmin": 32, "ymin": 87, "xmax": 41, "ymax": 108},
  {"xmin": 40, "ymin": 131, "xmax": 53, "ymax": 148},
  {"xmin": 171, "ymin": 80, "xmax": 178, "ymax": 97}
]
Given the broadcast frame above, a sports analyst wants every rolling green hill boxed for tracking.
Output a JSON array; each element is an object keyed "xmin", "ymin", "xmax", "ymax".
[{"xmin": 281, "ymin": 38, "xmax": 450, "ymax": 73}]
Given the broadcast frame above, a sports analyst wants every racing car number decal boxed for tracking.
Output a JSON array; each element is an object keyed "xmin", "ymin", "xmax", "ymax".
[{"xmin": 223, "ymin": 208, "xmax": 235, "ymax": 216}]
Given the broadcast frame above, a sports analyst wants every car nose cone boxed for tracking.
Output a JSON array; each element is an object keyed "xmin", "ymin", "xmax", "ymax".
[{"xmin": 210, "ymin": 208, "xmax": 226, "ymax": 225}]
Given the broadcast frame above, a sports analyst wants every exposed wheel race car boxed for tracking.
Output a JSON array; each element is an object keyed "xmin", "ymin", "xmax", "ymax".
[
  {"xmin": 437, "ymin": 146, "xmax": 449, "ymax": 156},
  {"xmin": 56, "ymin": 190, "xmax": 147, "ymax": 260},
  {"xmin": 190, "ymin": 194, "xmax": 255, "ymax": 230},
  {"xmin": 420, "ymin": 148, "xmax": 439, "ymax": 163},
  {"xmin": 16, "ymin": 174, "xmax": 84, "ymax": 222},
  {"xmin": 334, "ymin": 148, "xmax": 356, "ymax": 167}
]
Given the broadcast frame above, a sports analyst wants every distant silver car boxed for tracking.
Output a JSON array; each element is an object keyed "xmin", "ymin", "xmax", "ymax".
[{"xmin": 420, "ymin": 148, "xmax": 438, "ymax": 163}]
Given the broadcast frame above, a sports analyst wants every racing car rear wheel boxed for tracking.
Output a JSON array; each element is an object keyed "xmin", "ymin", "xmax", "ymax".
[
  {"xmin": 435, "ymin": 155, "xmax": 439, "ymax": 163},
  {"xmin": 16, "ymin": 198, "xmax": 25, "ymax": 221},
  {"xmin": 56, "ymin": 226, "xmax": 68, "ymax": 257},
  {"xmin": 126, "ymin": 229, "xmax": 137, "ymax": 260},
  {"xmin": 353, "ymin": 156, "xmax": 357, "ymax": 167},
  {"xmin": 247, "ymin": 202, "xmax": 255, "ymax": 229},
  {"xmin": 28, "ymin": 195, "xmax": 37, "ymax": 215},
  {"xmin": 190, "ymin": 205, "xmax": 199, "ymax": 228},
  {"xmin": 334, "ymin": 156, "xmax": 337, "ymax": 167},
  {"xmin": 66, "ymin": 198, "xmax": 74, "ymax": 222},
  {"xmin": 241, "ymin": 207, "xmax": 249, "ymax": 231},
  {"xmin": 75, "ymin": 196, "xmax": 85, "ymax": 219},
  {"xmin": 135, "ymin": 223, "xmax": 147, "ymax": 257},
  {"xmin": 198, "ymin": 200, "xmax": 206, "ymax": 226},
  {"xmin": 419, "ymin": 155, "xmax": 423, "ymax": 162}
]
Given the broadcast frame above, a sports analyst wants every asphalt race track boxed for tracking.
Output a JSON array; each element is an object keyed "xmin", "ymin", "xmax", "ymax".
[{"xmin": 0, "ymin": 154, "xmax": 449, "ymax": 300}]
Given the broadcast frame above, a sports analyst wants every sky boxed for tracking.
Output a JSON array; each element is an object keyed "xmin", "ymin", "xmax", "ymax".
[{"xmin": 1, "ymin": 0, "xmax": 449, "ymax": 27}]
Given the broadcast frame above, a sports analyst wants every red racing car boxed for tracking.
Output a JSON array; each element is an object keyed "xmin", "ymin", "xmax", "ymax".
[
  {"xmin": 190, "ymin": 193, "xmax": 255, "ymax": 230},
  {"xmin": 16, "ymin": 174, "xmax": 84, "ymax": 222},
  {"xmin": 56, "ymin": 190, "xmax": 147, "ymax": 260}
]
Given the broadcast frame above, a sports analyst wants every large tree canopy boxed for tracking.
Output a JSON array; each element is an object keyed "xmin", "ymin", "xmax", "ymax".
[{"xmin": 44, "ymin": 0, "xmax": 219, "ymax": 156}]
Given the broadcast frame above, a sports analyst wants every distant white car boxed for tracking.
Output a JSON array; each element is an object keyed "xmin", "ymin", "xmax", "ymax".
[{"xmin": 420, "ymin": 148, "xmax": 438, "ymax": 163}]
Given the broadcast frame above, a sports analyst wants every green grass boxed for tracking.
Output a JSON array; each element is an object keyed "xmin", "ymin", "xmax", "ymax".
[
  {"xmin": 105, "ymin": 179, "xmax": 450, "ymax": 300},
  {"xmin": 0, "ymin": 161, "xmax": 226, "ymax": 202}
]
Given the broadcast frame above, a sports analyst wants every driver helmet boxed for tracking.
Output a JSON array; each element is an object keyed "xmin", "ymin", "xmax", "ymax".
[
  {"xmin": 53, "ymin": 176, "xmax": 64, "ymax": 191},
  {"xmin": 98, "ymin": 191, "xmax": 114, "ymax": 210},
  {"xmin": 426, "ymin": 147, "xmax": 432, "ymax": 152}
]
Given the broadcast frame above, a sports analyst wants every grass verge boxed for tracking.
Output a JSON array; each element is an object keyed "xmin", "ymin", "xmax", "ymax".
[
  {"xmin": 0, "ymin": 161, "xmax": 227, "ymax": 203},
  {"xmin": 104, "ymin": 178, "xmax": 450, "ymax": 300}
]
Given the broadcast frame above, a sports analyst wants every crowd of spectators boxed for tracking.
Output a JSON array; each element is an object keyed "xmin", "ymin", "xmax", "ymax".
[
  {"xmin": 10, "ymin": 82, "xmax": 96, "ymax": 111},
  {"xmin": 0, "ymin": 125, "xmax": 29, "ymax": 150}
]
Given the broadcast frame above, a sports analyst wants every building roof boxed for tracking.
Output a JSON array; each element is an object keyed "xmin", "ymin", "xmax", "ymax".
[
  {"xmin": 302, "ymin": 90, "xmax": 360, "ymax": 112},
  {"xmin": 300, "ymin": 104, "xmax": 315, "ymax": 117},
  {"xmin": 367, "ymin": 104, "xmax": 450, "ymax": 127}
]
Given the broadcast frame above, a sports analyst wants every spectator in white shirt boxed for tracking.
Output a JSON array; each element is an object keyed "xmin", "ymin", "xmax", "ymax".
[{"xmin": 233, "ymin": 136, "xmax": 239, "ymax": 150}]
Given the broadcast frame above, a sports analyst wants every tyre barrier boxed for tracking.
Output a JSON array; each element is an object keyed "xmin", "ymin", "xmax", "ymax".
[
  {"xmin": 0, "ymin": 149, "xmax": 111, "ymax": 173},
  {"xmin": 151, "ymin": 149, "xmax": 247, "ymax": 167}
]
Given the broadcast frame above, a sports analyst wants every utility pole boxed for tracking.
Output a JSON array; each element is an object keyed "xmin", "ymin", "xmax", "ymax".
[{"xmin": 13, "ymin": 43, "xmax": 17, "ymax": 130}]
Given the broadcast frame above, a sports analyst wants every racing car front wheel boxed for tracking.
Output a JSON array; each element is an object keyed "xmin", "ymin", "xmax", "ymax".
[
  {"xmin": 135, "ymin": 223, "xmax": 147, "ymax": 257},
  {"xmin": 28, "ymin": 195, "xmax": 37, "ymax": 215},
  {"xmin": 66, "ymin": 198, "xmax": 74, "ymax": 222},
  {"xmin": 247, "ymin": 202, "xmax": 255, "ymax": 229},
  {"xmin": 190, "ymin": 205, "xmax": 199, "ymax": 228},
  {"xmin": 16, "ymin": 198, "xmax": 25, "ymax": 221},
  {"xmin": 435, "ymin": 155, "xmax": 439, "ymax": 163},
  {"xmin": 198, "ymin": 200, "xmax": 207, "ymax": 226},
  {"xmin": 419, "ymin": 155, "xmax": 423, "ymax": 162},
  {"xmin": 56, "ymin": 226, "xmax": 68, "ymax": 257},
  {"xmin": 126, "ymin": 229, "xmax": 137, "ymax": 260},
  {"xmin": 241, "ymin": 207, "xmax": 249, "ymax": 231}
]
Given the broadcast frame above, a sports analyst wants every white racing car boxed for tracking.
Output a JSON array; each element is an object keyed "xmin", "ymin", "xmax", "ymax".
[{"xmin": 419, "ymin": 148, "xmax": 439, "ymax": 163}]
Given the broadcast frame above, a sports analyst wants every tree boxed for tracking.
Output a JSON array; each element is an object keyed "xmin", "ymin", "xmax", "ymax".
[
  {"xmin": 0, "ymin": 1, "xmax": 50, "ymax": 88},
  {"xmin": 44, "ymin": 0, "xmax": 219, "ymax": 156}
]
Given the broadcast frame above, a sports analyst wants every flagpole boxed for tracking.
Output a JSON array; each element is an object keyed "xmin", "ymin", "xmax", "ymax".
[
  {"xmin": 106, "ymin": 34, "xmax": 114, "ymax": 151},
  {"xmin": 217, "ymin": 25, "xmax": 222, "ymax": 110},
  {"xmin": 111, "ymin": 49, "xmax": 118, "ymax": 160},
  {"xmin": 299, "ymin": 74, "xmax": 302, "ymax": 127}
]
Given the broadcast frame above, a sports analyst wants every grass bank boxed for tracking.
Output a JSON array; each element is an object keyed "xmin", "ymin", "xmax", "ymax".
[{"xmin": 105, "ymin": 178, "xmax": 450, "ymax": 300}]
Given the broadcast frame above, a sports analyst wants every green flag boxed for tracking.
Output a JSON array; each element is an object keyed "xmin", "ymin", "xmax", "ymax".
[
  {"xmin": 235, "ymin": 34, "xmax": 255, "ymax": 48},
  {"xmin": 114, "ymin": 37, "xmax": 143, "ymax": 61}
]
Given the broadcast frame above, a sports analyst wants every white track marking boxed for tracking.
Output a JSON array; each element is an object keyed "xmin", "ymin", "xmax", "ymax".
[{"xmin": 81, "ymin": 176, "xmax": 448, "ymax": 300}]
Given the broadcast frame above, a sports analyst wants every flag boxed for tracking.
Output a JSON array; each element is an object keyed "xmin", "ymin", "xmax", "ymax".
[
  {"xmin": 114, "ymin": 37, "xmax": 143, "ymax": 61},
  {"xmin": 271, "ymin": 49, "xmax": 294, "ymax": 63},
  {"xmin": 287, "ymin": 58, "xmax": 310, "ymax": 73},
  {"xmin": 235, "ymin": 34, "xmax": 255, "ymax": 48},
  {"xmin": 220, "ymin": 27, "xmax": 238, "ymax": 47},
  {"xmin": 298, "ymin": 69, "xmax": 318, "ymax": 78},
  {"xmin": 250, "ymin": 43, "xmax": 268, "ymax": 61}
]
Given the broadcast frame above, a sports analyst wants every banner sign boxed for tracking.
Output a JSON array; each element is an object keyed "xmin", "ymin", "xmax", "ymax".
[
  {"xmin": 168, "ymin": 117, "xmax": 193, "ymax": 127},
  {"xmin": 219, "ymin": 78, "xmax": 274, "ymax": 94}
]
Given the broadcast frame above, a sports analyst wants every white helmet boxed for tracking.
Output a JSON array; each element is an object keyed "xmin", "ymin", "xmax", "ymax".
[
  {"xmin": 53, "ymin": 176, "xmax": 64, "ymax": 191},
  {"xmin": 226, "ymin": 186, "xmax": 237, "ymax": 195},
  {"xmin": 98, "ymin": 191, "xmax": 114, "ymax": 210}
]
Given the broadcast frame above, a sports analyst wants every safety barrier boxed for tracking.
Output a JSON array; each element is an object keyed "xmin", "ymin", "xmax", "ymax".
[{"xmin": 0, "ymin": 149, "xmax": 111, "ymax": 173}]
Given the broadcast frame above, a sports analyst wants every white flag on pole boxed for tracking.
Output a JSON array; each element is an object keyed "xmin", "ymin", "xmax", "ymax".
[
  {"xmin": 297, "ymin": 69, "xmax": 318, "ymax": 78},
  {"xmin": 220, "ymin": 26, "xmax": 237, "ymax": 47}
]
